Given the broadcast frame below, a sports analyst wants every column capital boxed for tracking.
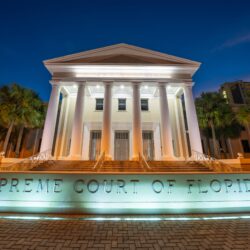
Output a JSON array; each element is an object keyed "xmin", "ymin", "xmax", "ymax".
[
  {"xmin": 50, "ymin": 80, "xmax": 61, "ymax": 86},
  {"xmin": 76, "ymin": 81, "xmax": 86, "ymax": 86},
  {"xmin": 158, "ymin": 82, "xmax": 169, "ymax": 87},
  {"xmin": 183, "ymin": 82, "xmax": 194, "ymax": 88},
  {"xmin": 103, "ymin": 81, "xmax": 113, "ymax": 86},
  {"xmin": 131, "ymin": 81, "xmax": 141, "ymax": 87}
]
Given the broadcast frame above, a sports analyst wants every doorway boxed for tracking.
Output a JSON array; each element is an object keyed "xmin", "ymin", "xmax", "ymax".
[
  {"xmin": 143, "ymin": 131, "xmax": 154, "ymax": 160},
  {"xmin": 89, "ymin": 131, "xmax": 101, "ymax": 160},
  {"xmin": 114, "ymin": 131, "xmax": 129, "ymax": 160}
]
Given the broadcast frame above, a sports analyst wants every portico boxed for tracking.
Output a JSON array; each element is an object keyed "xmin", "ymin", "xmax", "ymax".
[{"xmin": 41, "ymin": 44, "xmax": 202, "ymax": 160}]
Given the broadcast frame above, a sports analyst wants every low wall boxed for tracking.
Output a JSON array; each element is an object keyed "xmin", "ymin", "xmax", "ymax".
[
  {"xmin": 221, "ymin": 158, "xmax": 250, "ymax": 171},
  {"xmin": 0, "ymin": 171, "xmax": 249, "ymax": 214}
]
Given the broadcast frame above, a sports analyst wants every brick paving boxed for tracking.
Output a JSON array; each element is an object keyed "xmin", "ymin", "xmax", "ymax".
[{"xmin": 0, "ymin": 215, "xmax": 249, "ymax": 249}]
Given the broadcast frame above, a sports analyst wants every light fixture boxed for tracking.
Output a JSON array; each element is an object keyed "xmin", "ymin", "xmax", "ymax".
[
  {"xmin": 73, "ymin": 84, "xmax": 77, "ymax": 89},
  {"xmin": 120, "ymin": 85, "xmax": 124, "ymax": 89},
  {"xmin": 144, "ymin": 85, "xmax": 148, "ymax": 90},
  {"xmin": 0, "ymin": 215, "xmax": 249, "ymax": 221},
  {"xmin": 96, "ymin": 84, "xmax": 100, "ymax": 89}
]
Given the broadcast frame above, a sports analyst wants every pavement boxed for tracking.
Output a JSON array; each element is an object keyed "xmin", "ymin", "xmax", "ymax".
[{"xmin": 0, "ymin": 214, "xmax": 249, "ymax": 249}]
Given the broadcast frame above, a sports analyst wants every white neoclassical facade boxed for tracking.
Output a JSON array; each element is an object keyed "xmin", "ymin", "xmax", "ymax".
[{"xmin": 40, "ymin": 44, "xmax": 203, "ymax": 160}]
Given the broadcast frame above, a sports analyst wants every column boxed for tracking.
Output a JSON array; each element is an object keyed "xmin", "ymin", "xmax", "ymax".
[
  {"xmin": 132, "ymin": 82, "xmax": 143, "ymax": 159},
  {"xmin": 54, "ymin": 93, "xmax": 68, "ymax": 158},
  {"xmin": 183, "ymin": 85, "xmax": 203, "ymax": 155},
  {"xmin": 158, "ymin": 83, "xmax": 174, "ymax": 159},
  {"xmin": 70, "ymin": 83, "xmax": 85, "ymax": 158},
  {"xmin": 40, "ymin": 82, "xmax": 60, "ymax": 153},
  {"xmin": 101, "ymin": 82, "xmax": 113, "ymax": 159},
  {"xmin": 174, "ymin": 95, "xmax": 185, "ymax": 159}
]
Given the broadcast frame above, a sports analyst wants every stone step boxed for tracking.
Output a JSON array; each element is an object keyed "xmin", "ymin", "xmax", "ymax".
[{"xmin": 30, "ymin": 160, "xmax": 213, "ymax": 172}]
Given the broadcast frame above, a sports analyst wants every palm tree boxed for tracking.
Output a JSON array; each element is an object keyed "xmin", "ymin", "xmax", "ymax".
[
  {"xmin": 14, "ymin": 88, "xmax": 45, "ymax": 157},
  {"xmin": 196, "ymin": 92, "xmax": 236, "ymax": 158},
  {"xmin": 0, "ymin": 85, "xmax": 17, "ymax": 154},
  {"xmin": 0, "ymin": 84, "xmax": 45, "ymax": 157},
  {"xmin": 234, "ymin": 106, "xmax": 250, "ymax": 141}
]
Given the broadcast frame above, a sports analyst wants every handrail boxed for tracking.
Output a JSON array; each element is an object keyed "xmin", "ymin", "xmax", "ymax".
[
  {"xmin": 93, "ymin": 152, "xmax": 105, "ymax": 171},
  {"xmin": 191, "ymin": 150, "xmax": 240, "ymax": 172},
  {"xmin": 0, "ymin": 149, "xmax": 53, "ymax": 171},
  {"xmin": 139, "ymin": 153, "xmax": 152, "ymax": 171}
]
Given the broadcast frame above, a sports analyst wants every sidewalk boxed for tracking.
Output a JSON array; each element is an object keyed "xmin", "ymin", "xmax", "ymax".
[{"xmin": 0, "ymin": 214, "xmax": 249, "ymax": 249}]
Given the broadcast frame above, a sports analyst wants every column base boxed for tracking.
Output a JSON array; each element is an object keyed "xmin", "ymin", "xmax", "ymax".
[
  {"xmin": 104, "ymin": 155, "xmax": 112, "ymax": 160},
  {"xmin": 161, "ymin": 155, "xmax": 175, "ymax": 161},
  {"xmin": 132, "ymin": 155, "xmax": 139, "ymax": 161},
  {"xmin": 177, "ymin": 156, "xmax": 186, "ymax": 161},
  {"xmin": 67, "ymin": 155, "xmax": 83, "ymax": 160}
]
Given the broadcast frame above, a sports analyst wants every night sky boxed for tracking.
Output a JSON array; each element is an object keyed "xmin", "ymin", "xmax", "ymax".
[{"xmin": 1, "ymin": 0, "xmax": 250, "ymax": 100}]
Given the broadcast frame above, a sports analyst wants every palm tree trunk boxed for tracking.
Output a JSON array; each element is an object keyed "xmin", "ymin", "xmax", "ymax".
[
  {"xmin": 226, "ymin": 138, "xmax": 233, "ymax": 158},
  {"xmin": 210, "ymin": 121, "xmax": 218, "ymax": 158},
  {"xmin": 206, "ymin": 136, "xmax": 211, "ymax": 156},
  {"xmin": 246, "ymin": 125, "xmax": 250, "ymax": 143},
  {"xmin": 15, "ymin": 126, "xmax": 24, "ymax": 158},
  {"xmin": 32, "ymin": 129, "xmax": 39, "ymax": 155},
  {"xmin": 2, "ymin": 121, "xmax": 14, "ymax": 156}
]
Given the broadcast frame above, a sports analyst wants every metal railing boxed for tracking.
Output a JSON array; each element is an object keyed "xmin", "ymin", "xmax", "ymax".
[
  {"xmin": 139, "ymin": 153, "xmax": 152, "ymax": 172},
  {"xmin": 93, "ymin": 152, "xmax": 105, "ymax": 171},
  {"xmin": 0, "ymin": 149, "xmax": 54, "ymax": 171},
  {"xmin": 191, "ymin": 150, "xmax": 240, "ymax": 172}
]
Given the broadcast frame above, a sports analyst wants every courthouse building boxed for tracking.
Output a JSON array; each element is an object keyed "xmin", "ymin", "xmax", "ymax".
[{"xmin": 40, "ymin": 44, "xmax": 203, "ymax": 161}]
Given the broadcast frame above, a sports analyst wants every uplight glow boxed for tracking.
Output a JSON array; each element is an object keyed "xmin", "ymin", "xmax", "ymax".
[{"xmin": 0, "ymin": 215, "xmax": 250, "ymax": 222}]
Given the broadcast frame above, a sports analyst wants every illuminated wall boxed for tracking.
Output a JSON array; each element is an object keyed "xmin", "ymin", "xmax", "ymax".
[{"xmin": 0, "ymin": 172, "xmax": 249, "ymax": 214}]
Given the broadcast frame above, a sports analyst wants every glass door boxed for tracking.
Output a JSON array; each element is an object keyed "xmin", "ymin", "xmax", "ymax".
[
  {"xmin": 143, "ymin": 131, "xmax": 154, "ymax": 160},
  {"xmin": 89, "ymin": 131, "xmax": 101, "ymax": 160},
  {"xmin": 114, "ymin": 131, "xmax": 129, "ymax": 160}
]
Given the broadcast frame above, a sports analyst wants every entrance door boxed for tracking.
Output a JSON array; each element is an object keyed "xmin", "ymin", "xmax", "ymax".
[
  {"xmin": 143, "ymin": 131, "xmax": 154, "ymax": 160},
  {"xmin": 89, "ymin": 131, "xmax": 101, "ymax": 160},
  {"xmin": 114, "ymin": 131, "xmax": 129, "ymax": 160}
]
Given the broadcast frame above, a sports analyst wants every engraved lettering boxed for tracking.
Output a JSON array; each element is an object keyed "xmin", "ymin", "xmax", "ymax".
[
  {"xmin": 236, "ymin": 179, "xmax": 242, "ymax": 193},
  {"xmin": 243, "ymin": 179, "xmax": 250, "ymax": 192},
  {"xmin": 36, "ymin": 179, "xmax": 43, "ymax": 193},
  {"xmin": 54, "ymin": 179, "xmax": 63, "ymax": 193},
  {"xmin": 224, "ymin": 179, "xmax": 233, "ymax": 193},
  {"xmin": 117, "ymin": 179, "xmax": 127, "ymax": 194},
  {"xmin": 130, "ymin": 180, "xmax": 139, "ymax": 194},
  {"xmin": 87, "ymin": 179, "xmax": 99, "ymax": 193},
  {"xmin": 187, "ymin": 180, "xmax": 195, "ymax": 194},
  {"xmin": 24, "ymin": 178, "xmax": 33, "ymax": 192},
  {"xmin": 9, "ymin": 178, "xmax": 19, "ymax": 192},
  {"xmin": 74, "ymin": 179, "xmax": 84, "ymax": 193},
  {"xmin": 167, "ymin": 180, "xmax": 176, "ymax": 194},
  {"xmin": 103, "ymin": 180, "xmax": 113, "ymax": 193},
  {"xmin": 210, "ymin": 179, "xmax": 221, "ymax": 193},
  {"xmin": 152, "ymin": 180, "xmax": 164, "ymax": 193},
  {"xmin": 198, "ymin": 180, "xmax": 208, "ymax": 193},
  {"xmin": 0, "ymin": 178, "xmax": 7, "ymax": 191}
]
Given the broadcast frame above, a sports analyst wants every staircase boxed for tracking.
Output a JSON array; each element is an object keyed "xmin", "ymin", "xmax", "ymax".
[
  {"xmin": 148, "ymin": 160, "xmax": 212, "ymax": 172},
  {"xmin": 99, "ymin": 160, "xmax": 143, "ymax": 172},
  {"xmin": 30, "ymin": 159, "xmax": 212, "ymax": 172},
  {"xmin": 31, "ymin": 160, "xmax": 95, "ymax": 171}
]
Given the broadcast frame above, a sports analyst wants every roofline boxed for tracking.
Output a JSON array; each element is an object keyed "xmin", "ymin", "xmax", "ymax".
[{"xmin": 43, "ymin": 43, "xmax": 201, "ymax": 66}]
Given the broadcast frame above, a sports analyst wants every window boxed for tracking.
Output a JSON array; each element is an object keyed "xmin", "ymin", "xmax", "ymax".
[
  {"xmin": 95, "ymin": 98, "xmax": 103, "ymax": 111},
  {"xmin": 141, "ymin": 99, "xmax": 149, "ymax": 111},
  {"xmin": 241, "ymin": 140, "xmax": 250, "ymax": 153},
  {"xmin": 231, "ymin": 84, "xmax": 244, "ymax": 104},
  {"xmin": 118, "ymin": 99, "xmax": 126, "ymax": 111}
]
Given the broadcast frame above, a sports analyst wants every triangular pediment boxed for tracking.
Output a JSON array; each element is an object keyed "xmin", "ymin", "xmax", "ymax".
[
  {"xmin": 44, "ymin": 43, "xmax": 200, "ymax": 67},
  {"xmin": 64, "ymin": 54, "xmax": 183, "ymax": 65}
]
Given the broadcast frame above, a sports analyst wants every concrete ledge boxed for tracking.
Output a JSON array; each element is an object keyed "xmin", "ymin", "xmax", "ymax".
[{"xmin": 0, "ymin": 171, "xmax": 248, "ymax": 214}]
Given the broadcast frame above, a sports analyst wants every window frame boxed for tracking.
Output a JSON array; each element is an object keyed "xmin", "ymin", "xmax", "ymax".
[
  {"xmin": 118, "ymin": 98, "xmax": 126, "ymax": 111},
  {"xmin": 95, "ymin": 98, "xmax": 104, "ymax": 111},
  {"xmin": 141, "ymin": 98, "xmax": 149, "ymax": 111}
]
